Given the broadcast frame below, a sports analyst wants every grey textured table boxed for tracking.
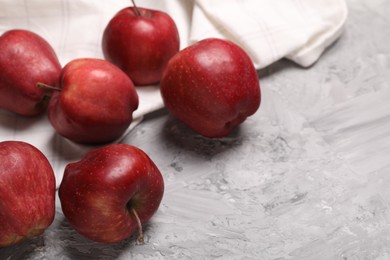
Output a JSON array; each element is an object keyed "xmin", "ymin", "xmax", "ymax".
[{"xmin": 1, "ymin": 0, "xmax": 390, "ymax": 259}]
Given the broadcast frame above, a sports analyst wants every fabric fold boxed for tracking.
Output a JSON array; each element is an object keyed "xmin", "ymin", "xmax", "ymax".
[{"xmin": 188, "ymin": 0, "xmax": 348, "ymax": 69}]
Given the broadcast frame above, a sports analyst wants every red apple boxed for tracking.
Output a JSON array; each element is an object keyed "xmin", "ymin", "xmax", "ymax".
[
  {"xmin": 59, "ymin": 143, "xmax": 164, "ymax": 244},
  {"xmin": 160, "ymin": 38, "xmax": 261, "ymax": 138},
  {"xmin": 0, "ymin": 29, "xmax": 61, "ymax": 116},
  {"xmin": 46, "ymin": 58, "xmax": 139, "ymax": 144},
  {"xmin": 102, "ymin": 0, "xmax": 180, "ymax": 86},
  {"xmin": 0, "ymin": 141, "xmax": 56, "ymax": 247}
]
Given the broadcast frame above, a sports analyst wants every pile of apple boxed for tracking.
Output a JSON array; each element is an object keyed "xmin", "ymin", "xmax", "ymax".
[{"xmin": 0, "ymin": 1, "xmax": 261, "ymax": 248}]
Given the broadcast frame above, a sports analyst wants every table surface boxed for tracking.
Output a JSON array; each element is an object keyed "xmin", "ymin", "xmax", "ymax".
[{"xmin": 1, "ymin": 0, "xmax": 390, "ymax": 259}]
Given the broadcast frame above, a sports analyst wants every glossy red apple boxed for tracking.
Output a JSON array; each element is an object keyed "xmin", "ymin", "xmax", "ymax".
[
  {"xmin": 0, "ymin": 141, "xmax": 56, "ymax": 247},
  {"xmin": 59, "ymin": 143, "xmax": 164, "ymax": 244},
  {"xmin": 46, "ymin": 58, "xmax": 139, "ymax": 144},
  {"xmin": 160, "ymin": 38, "xmax": 261, "ymax": 138},
  {"xmin": 102, "ymin": 0, "xmax": 180, "ymax": 86},
  {"xmin": 0, "ymin": 29, "xmax": 61, "ymax": 116}
]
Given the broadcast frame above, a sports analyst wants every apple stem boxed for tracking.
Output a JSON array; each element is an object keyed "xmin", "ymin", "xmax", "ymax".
[
  {"xmin": 36, "ymin": 82, "xmax": 62, "ymax": 92},
  {"xmin": 131, "ymin": 208, "xmax": 144, "ymax": 244},
  {"xmin": 131, "ymin": 0, "xmax": 142, "ymax": 16}
]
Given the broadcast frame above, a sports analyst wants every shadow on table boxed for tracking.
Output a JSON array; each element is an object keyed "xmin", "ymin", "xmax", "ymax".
[
  {"xmin": 0, "ymin": 236, "xmax": 45, "ymax": 259},
  {"xmin": 54, "ymin": 218, "xmax": 140, "ymax": 260},
  {"xmin": 161, "ymin": 115, "xmax": 244, "ymax": 159},
  {"xmin": 0, "ymin": 216, "xmax": 144, "ymax": 260}
]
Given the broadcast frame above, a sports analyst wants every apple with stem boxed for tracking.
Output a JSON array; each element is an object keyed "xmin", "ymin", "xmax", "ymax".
[
  {"xmin": 0, "ymin": 29, "xmax": 61, "ymax": 116},
  {"xmin": 0, "ymin": 141, "xmax": 56, "ymax": 247},
  {"xmin": 59, "ymin": 143, "xmax": 164, "ymax": 244},
  {"xmin": 160, "ymin": 38, "xmax": 261, "ymax": 138},
  {"xmin": 102, "ymin": 0, "xmax": 180, "ymax": 86},
  {"xmin": 42, "ymin": 58, "xmax": 139, "ymax": 144}
]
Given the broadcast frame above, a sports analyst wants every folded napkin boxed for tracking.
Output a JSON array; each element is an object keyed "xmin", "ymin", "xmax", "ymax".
[
  {"xmin": 190, "ymin": 0, "xmax": 348, "ymax": 68},
  {"xmin": 0, "ymin": 0, "xmax": 348, "ymax": 186}
]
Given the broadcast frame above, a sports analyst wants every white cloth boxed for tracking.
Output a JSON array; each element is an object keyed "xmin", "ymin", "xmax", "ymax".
[
  {"xmin": 190, "ymin": 0, "xmax": 348, "ymax": 68},
  {"xmin": 0, "ymin": 0, "xmax": 348, "ymax": 186}
]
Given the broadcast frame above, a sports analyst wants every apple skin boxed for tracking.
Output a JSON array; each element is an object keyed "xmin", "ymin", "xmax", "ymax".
[
  {"xmin": 102, "ymin": 6, "xmax": 180, "ymax": 86},
  {"xmin": 0, "ymin": 29, "xmax": 61, "ymax": 116},
  {"xmin": 59, "ymin": 143, "xmax": 164, "ymax": 243},
  {"xmin": 48, "ymin": 58, "xmax": 139, "ymax": 144},
  {"xmin": 160, "ymin": 38, "xmax": 261, "ymax": 138},
  {"xmin": 0, "ymin": 141, "xmax": 56, "ymax": 247}
]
